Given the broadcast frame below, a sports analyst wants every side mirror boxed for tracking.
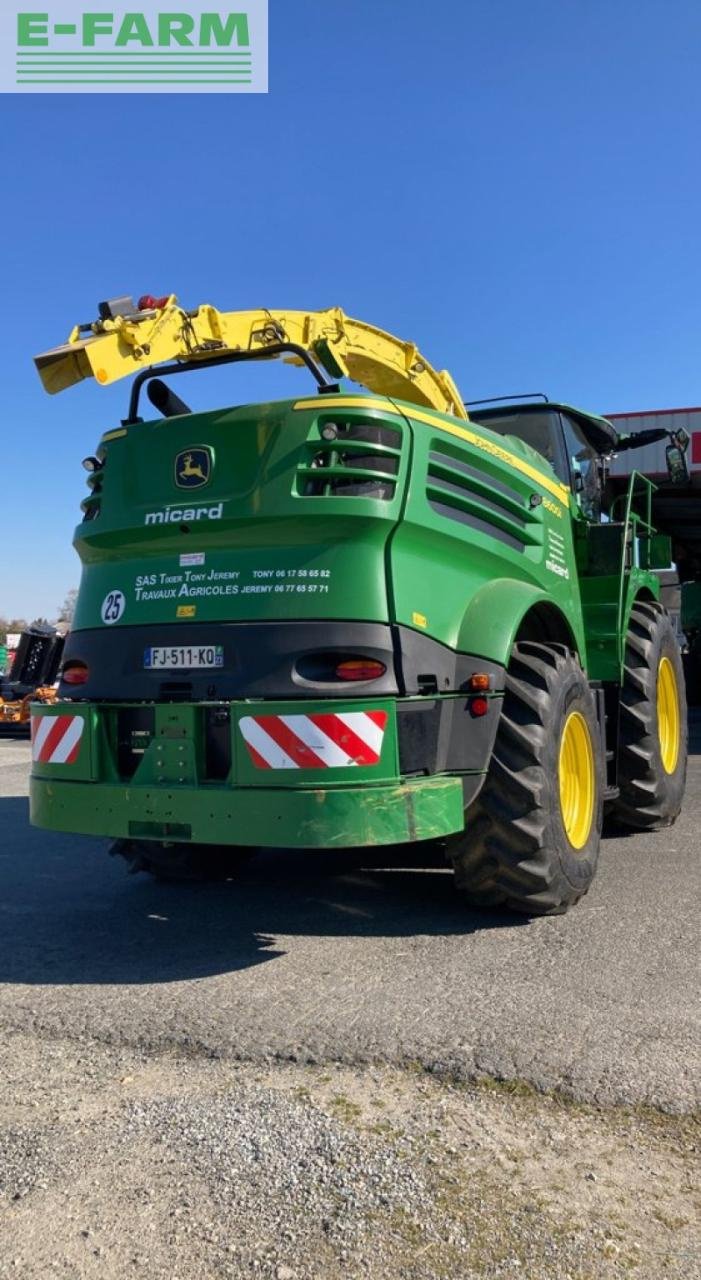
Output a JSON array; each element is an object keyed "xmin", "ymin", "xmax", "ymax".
[{"xmin": 666, "ymin": 443, "xmax": 689, "ymax": 485}]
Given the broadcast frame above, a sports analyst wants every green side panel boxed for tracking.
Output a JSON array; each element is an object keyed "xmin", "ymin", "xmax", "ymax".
[
  {"xmin": 388, "ymin": 413, "xmax": 588, "ymax": 667},
  {"xmin": 580, "ymin": 569, "xmax": 662, "ymax": 683},
  {"xmin": 578, "ymin": 576, "xmax": 622, "ymax": 682},
  {"xmin": 30, "ymin": 775, "xmax": 465, "ymax": 847}
]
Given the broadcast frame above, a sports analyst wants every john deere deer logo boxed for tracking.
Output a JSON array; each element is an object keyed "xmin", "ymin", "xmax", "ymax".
[{"xmin": 175, "ymin": 447, "xmax": 212, "ymax": 490}]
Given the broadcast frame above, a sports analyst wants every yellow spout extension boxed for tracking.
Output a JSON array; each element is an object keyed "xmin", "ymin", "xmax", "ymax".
[{"xmin": 34, "ymin": 298, "xmax": 467, "ymax": 420}]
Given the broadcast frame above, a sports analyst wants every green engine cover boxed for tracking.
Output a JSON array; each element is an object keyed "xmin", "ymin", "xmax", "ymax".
[{"xmin": 74, "ymin": 393, "xmax": 589, "ymax": 669}]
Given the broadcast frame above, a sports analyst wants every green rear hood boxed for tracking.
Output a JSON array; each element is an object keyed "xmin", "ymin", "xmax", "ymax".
[{"xmin": 72, "ymin": 398, "xmax": 408, "ymax": 632}]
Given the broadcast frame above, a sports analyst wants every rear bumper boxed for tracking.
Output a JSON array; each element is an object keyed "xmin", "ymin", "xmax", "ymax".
[
  {"xmin": 30, "ymin": 775, "xmax": 465, "ymax": 847},
  {"xmin": 29, "ymin": 689, "xmax": 501, "ymax": 847}
]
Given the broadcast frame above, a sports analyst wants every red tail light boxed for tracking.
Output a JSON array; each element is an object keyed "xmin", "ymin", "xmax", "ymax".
[
  {"xmin": 62, "ymin": 663, "xmax": 89, "ymax": 686},
  {"xmin": 138, "ymin": 294, "xmax": 170, "ymax": 311},
  {"xmin": 469, "ymin": 696, "xmax": 489, "ymax": 717},
  {"xmin": 335, "ymin": 658, "xmax": 386, "ymax": 682}
]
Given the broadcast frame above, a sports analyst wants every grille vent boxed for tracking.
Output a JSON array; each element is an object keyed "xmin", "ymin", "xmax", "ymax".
[
  {"xmin": 297, "ymin": 419, "xmax": 402, "ymax": 499},
  {"xmin": 426, "ymin": 448, "xmax": 542, "ymax": 551}
]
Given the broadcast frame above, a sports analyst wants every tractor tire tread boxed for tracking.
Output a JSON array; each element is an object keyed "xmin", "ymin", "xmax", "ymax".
[
  {"xmin": 610, "ymin": 603, "xmax": 687, "ymax": 831},
  {"xmin": 449, "ymin": 642, "xmax": 602, "ymax": 916}
]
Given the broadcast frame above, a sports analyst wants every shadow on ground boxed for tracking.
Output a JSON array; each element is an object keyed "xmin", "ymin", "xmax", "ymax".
[
  {"xmin": 3, "ymin": 709, "xmax": 696, "ymax": 988},
  {"xmin": 0, "ymin": 796, "xmax": 525, "ymax": 988}
]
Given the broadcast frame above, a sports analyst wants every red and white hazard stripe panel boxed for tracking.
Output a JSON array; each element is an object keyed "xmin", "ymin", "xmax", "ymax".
[
  {"xmin": 31, "ymin": 714, "xmax": 85, "ymax": 765},
  {"xmin": 239, "ymin": 710, "xmax": 388, "ymax": 770}
]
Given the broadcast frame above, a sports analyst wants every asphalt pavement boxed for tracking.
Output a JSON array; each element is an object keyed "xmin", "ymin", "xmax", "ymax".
[{"xmin": 1, "ymin": 721, "xmax": 699, "ymax": 1110}]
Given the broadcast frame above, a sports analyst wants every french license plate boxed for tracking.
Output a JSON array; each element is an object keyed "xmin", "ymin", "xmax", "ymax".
[{"xmin": 144, "ymin": 645, "xmax": 224, "ymax": 669}]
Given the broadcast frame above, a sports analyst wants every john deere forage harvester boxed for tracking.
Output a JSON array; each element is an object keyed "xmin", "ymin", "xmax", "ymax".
[{"xmin": 29, "ymin": 296, "xmax": 687, "ymax": 911}]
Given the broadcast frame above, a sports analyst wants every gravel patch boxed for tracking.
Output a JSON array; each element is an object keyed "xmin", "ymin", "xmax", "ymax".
[
  {"xmin": 1, "ymin": 1033, "xmax": 697, "ymax": 1279},
  {"xmin": 128, "ymin": 1085, "xmax": 437, "ymax": 1265},
  {"xmin": 0, "ymin": 1127, "xmax": 54, "ymax": 1201}
]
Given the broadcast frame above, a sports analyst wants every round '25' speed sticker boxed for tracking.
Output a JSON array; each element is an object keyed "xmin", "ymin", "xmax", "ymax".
[{"xmin": 101, "ymin": 590, "xmax": 126, "ymax": 625}]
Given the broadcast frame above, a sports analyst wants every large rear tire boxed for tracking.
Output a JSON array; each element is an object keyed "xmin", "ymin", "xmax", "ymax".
[
  {"xmin": 448, "ymin": 642, "xmax": 604, "ymax": 916},
  {"xmin": 110, "ymin": 840, "xmax": 255, "ymax": 882},
  {"xmin": 610, "ymin": 601, "xmax": 687, "ymax": 830}
]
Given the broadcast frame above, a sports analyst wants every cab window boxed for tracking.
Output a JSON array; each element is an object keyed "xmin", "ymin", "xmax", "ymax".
[
  {"xmin": 473, "ymin": 410, "xmax": 570, "ymax": 485},
  {"xmin": 560, "ymin": 413, "xmax": 601, "ymax": 520}
]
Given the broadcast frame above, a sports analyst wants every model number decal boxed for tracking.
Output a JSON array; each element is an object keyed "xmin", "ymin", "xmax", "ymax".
[{"xmin": 544, "ymin": 528, "xmax": 570, "ymax": 580}]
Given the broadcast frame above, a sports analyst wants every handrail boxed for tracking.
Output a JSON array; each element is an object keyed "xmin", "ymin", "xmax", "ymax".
[{"xmin": 615, "ymin": 470, "xmax": 657, "ymax": 657}]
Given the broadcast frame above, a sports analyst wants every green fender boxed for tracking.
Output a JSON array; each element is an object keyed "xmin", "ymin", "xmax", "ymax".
[{"xmin": 455, "ymin": 577, "xmax": 584, "ymax": 670}]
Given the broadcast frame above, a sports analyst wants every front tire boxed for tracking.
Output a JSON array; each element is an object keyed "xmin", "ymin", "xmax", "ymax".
[
  {"xmin": 448, "ymin": 642, "xmax": 604, "ymax": 915},
  {"xmin": 610, "ymin": 601, "xmax": 687, "ymax": 831}
]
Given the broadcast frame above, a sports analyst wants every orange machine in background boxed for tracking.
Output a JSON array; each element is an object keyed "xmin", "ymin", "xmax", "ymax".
[{"xmin": 0, "ymin": 628, "xmax": 64, "ymax": 727}]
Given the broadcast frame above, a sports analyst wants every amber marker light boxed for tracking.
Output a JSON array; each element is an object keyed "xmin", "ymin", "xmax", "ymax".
[{"xmin": 469, "ymin": 673, "xmax": 491, "ymax": 691}]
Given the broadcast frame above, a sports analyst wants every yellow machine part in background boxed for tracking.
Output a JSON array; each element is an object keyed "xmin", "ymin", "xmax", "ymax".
[{"xmin": 34, "ymin": 299, "xmax": 468, "ymax": 420}]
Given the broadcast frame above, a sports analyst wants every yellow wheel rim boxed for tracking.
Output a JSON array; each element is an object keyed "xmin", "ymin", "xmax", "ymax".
[
  {"xmin": 657, "ymin": 656, "xmax": 680, "ymax": 775},
  {"xmin": 558, "ymin": 711, "xmax": 595, "ymax": 850}
]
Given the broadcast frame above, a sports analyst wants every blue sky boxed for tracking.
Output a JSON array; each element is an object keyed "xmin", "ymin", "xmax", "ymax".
[{"xmin": 2, "ymin": 0, "xmax": 699, "ymax": 619}]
